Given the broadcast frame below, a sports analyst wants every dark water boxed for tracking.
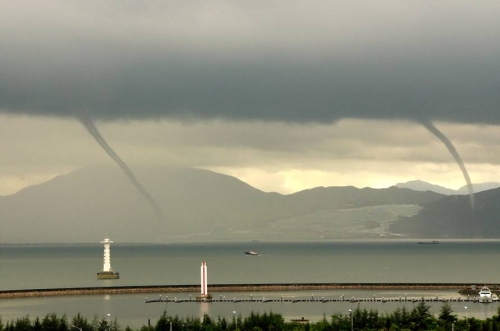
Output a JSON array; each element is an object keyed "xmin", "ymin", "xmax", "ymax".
[{"xmin": 1, "ymin": 240, "xmax": 499, "ymax": 327}]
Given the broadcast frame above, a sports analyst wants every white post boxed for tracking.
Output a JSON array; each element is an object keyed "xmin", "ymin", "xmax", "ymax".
[
  {"xmin": 349, "ymin": 309, "xmax": 353, "ymax": 331},
  {"xmin": 200, "ymin": 262, "xmax": 207, "ymax": 296}
]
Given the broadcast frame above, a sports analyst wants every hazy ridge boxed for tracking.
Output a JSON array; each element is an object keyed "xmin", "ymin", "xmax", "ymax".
[
  {"xmin": 1, "ymin": 167, "xmax": 497, "ymax": 243},
  {"xmin": 395, "ymin": 179, "xmax": 500, "ymax": 195}
]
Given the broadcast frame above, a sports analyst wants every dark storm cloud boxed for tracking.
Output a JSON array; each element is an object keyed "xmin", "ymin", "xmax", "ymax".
[{"xmin": 1, "ymin": 1, "xmax": 499, "ymax": 124}]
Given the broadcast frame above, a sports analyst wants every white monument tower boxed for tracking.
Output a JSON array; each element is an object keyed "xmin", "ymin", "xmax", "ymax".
[
  {"xmin": 196, "ymin": 262, "xmax": 211, "ymax": 300},
  {"xmin": 97, "ymin": 237, "xmax": 120, "ymax": 279},
  {"xmin": 201, "ymin": 261, "xmax": 207, "ymax": 296}
]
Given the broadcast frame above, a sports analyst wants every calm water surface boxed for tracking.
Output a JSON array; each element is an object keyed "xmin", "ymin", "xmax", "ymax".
[{"xmin": 1, "ymin": 241, "xmax": 499, "ymax": 327}]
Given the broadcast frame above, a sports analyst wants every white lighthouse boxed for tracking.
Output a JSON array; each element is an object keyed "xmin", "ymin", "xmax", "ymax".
[
  {"xmin": 97, "ymin": 237, "xmax": 120, "ymax": 279},
  {"xmin": 196, "ymin": 262, "xmax": 212, "ymax": 300}
]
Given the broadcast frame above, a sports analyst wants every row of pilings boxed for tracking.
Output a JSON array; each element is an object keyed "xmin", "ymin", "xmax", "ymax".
[{"xmin": 146, "ymin": 294, "xmax": 491, "ymax": 304}]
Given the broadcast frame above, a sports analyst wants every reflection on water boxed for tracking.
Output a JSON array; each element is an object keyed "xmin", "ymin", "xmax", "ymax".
[
  {"xmin": 199, "ymin": 302, "xmax": 210, "ymax": 319},
  {"xmin": 0, "ymin": 290, "xmax": 498, "ymax": 328}
]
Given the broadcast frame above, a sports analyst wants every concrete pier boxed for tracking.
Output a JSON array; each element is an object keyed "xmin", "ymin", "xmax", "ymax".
[{"xmin": 1, "ymin": 283, "xmax": 498, "ymax": 299}]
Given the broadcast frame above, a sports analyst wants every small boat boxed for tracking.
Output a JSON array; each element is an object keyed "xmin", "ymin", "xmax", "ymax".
[
  {"xmin": 479, "ymin": 286, "xmax": 493, "ymax": 303},
  {"xmin": 418, "ymin": 240, "xmax": 440, "ymax": 244},
  {"xmin": 245, "ymin": 250, "xmax": 258, "ymax": 256}
]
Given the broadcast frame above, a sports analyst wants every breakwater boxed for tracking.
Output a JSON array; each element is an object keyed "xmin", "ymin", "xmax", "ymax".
[{"xmin": 1, "ymin": 283, "xmax": 498, "ymax": 299}]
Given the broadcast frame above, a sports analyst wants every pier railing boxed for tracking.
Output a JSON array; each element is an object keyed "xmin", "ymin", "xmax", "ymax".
[{"xmin": 145, "ymin": 293, "xmax": 487, "ymax": 304}]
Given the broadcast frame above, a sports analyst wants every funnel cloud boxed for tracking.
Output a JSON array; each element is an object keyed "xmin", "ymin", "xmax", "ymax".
[
  {"xmin": 78, "ymin": 113, "xmax": 163, "ymax": 221},
  {"xmin": 421, "ymin": 120, "xmax": 474, "ymax": 209}
]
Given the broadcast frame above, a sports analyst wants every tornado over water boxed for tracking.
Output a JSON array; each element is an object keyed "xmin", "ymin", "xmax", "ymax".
[
  {"xmin": 420, "ymin": 120, "xmax": 474, "ymax": 210},
  {"xmin": 78, "ymin": 113, "xmax": 164, "ymax": 222}
]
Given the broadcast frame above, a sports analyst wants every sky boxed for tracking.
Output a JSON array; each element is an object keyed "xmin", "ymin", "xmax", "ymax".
[{"xmin": 1, "ymin": 1, "xmax": 499, "ymax": 196}]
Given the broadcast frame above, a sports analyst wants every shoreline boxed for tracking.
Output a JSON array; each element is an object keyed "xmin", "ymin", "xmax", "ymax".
[{"xmin": 1, "ymin": 283, "xmax": 496, "ymax": 299}]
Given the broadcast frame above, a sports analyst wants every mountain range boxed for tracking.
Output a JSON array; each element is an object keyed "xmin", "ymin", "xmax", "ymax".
[
  {"xmin": 1, "ymin": 167, "xmax": 499, "ymax": 243},
  {"xmin": 395, "ymin": 179, "xmax": 500, "ymax": 195}
]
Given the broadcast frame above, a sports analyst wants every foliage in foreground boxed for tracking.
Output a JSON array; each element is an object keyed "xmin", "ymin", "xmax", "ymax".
[{"xmin": 2, "ymin": 301, "xmax": 500, "ymax": 331}]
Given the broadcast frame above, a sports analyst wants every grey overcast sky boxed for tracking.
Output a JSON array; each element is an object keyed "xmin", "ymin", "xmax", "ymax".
[{"xmin": 1, "ymin": 1, "xmax": 499, "ymax": 195}]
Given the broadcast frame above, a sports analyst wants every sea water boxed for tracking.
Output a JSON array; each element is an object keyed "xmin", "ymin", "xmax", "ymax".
[{"xmin": 1, "ymin": 240, "xmax": 499, "ymax": 327}]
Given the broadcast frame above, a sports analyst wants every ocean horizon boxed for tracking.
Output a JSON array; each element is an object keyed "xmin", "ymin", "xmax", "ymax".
[{"xmin": 1, "ymin": 240, "xmax": 500, "ymax": 327}]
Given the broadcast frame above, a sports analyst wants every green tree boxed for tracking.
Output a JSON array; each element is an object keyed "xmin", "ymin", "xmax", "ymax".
[
  {"xmin": 217, "ymin": 317, "xmax": 227, "ymax": 331},
  {"xmin": 14, "ymin": 317, "xmax": 32, "ymax": 331},
  {"xmin": 467, "ymin": 317, "xmax": 483, "ymax": 331},
  {"xmin": 390, "ymin": 307, "xmax": 411, "ymax": 330},
  {"xmin": 330, "ymin": 313, "xmax": 350, "ymax": 331},
  {"xmin": 410, "ymin": 300, "xmax": 435, "ymax": 330},
  {"xmin": 201, "ymin": 314, "xmax": 213, "ymax": 331},
  {"xmin": 70, "ymin": 313, "xmax": 93, "ymax": 331},
  {"xmin": 438, "ymin": 302, "xmax": 457, "ymax": 330},
  {"xmin": 155, "ymin": 311, "xmax": 171, "ymax": 331},
  {"xmin": 312, "ymin": 314, "xmax": 330, "ymax": 331},
  {"xmin": 41, "ymin": 314, "xmax": 62, "ymax": 331},
  {"xmin": 95, "ymin": 319, "xmax": 110, "ymax": 331},
  {"xmin": 32, "ymin": 318, "xmax": 42, "ymax": 331}
]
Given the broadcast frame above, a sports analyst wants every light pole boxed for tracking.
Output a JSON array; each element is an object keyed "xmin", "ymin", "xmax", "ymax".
[
  {"xmin": 167, "ymin": 320, "xmax": 172, "ymax": 331},
  {"xmin": 107, "ymin": 314, "xmax": 111, "ymax": 331},
  {"xmin": 349, "ymin": 309, "xmax": 353, "ymax": 331},
  {"xmin": 464, "ymin": 307, "xmax": 468, "ymax": 321}
]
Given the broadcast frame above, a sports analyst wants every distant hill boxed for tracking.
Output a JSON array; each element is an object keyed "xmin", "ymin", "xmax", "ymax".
[
  {"xmin": 0, "ymin": 167, "xmax": 446, "ymax": 243},
  {"xmin": 0, "ymin": 167, "xmax": 278, "ymax": 243},
  {"xmin": 395, "ymin": 180, "xmax": 456, "ymax": 195},
  {"xmin": 457, "ymin": 182, "xmax": 500, "ymax": 194},
  {"xmin": 390, "ymin": 188, "xmax": 500, "ymax": 239},
  {"xmin": 396, "ymin": 180, "xmax": 500, "ymax": 195}
]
